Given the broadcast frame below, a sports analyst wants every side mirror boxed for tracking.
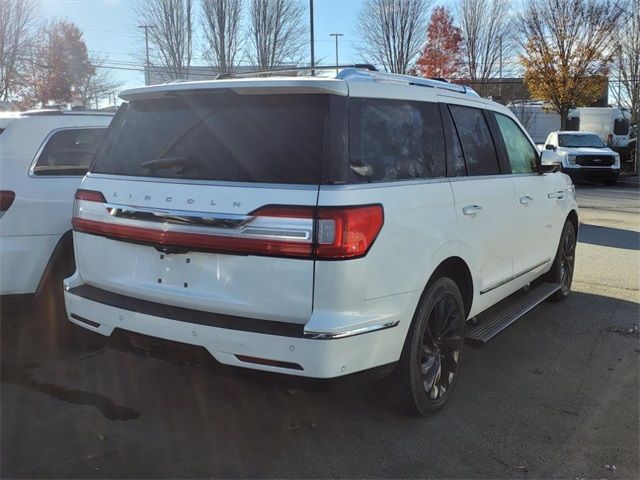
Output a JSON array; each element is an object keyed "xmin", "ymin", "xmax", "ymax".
[
  {"xmin": 538, "ymin": 150, "xmax": 562, "ymax": 173},
  {"xmin": 544, "ymin": 144, "xmax": 555, "ymax": 150}
]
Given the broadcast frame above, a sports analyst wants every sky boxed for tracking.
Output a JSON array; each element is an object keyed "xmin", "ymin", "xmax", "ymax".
[{"xmin": 40, "ymin": 0, "xmax": 369, "ymax": 98}]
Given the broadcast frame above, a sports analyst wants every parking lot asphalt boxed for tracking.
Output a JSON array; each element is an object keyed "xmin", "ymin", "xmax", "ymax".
[{"xmin": 1, "ymin": 182, "xmax": 639, "ymax": 479}]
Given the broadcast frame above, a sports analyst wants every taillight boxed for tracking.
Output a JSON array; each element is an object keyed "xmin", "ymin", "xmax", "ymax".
[
  {"xmin": 0, "ymin": 191, "xmax": 15, "ymax": 213},
  {"xmin": 251, "ymin": 204, "xmax": 384, "ymax": 259},
  {"xmin": 75, "ymin": 189, "xmax": 107, "ymax": 203},
  {"xmin": 315, "ymin": 205, "xmax": 384, "ymax": 259},
  {"xmin": 72, "ymin": 189, "xmax": 106, "ymax": 230},
  {"xmin": 72, "ymin": 192, "xmax": 384, "ymax": 260},
  {"xmin": 608, "ymin": 133, "xmax": 613, "ymax": 145}
]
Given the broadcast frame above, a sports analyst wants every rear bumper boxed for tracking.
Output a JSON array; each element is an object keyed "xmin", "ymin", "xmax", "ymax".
[
  {"xmin": 63, "ymin": 276, "xmax": 410, "ymax": 379},
  {"xmin": 564, "ymin": 167, "xmax": 620, "ymax": 182}
]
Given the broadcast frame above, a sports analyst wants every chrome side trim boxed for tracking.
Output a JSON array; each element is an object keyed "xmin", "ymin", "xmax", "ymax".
[
  {"xmin": 319, "ymin": 173, "xmax": 540, "ymax": 191},
  {"xmin": 304, "ymin": 320, "xmax": 399, "ymax": 340},
  {"xmin": 480, "ymin": 258, "xmax": 552, "ymax": 295}
]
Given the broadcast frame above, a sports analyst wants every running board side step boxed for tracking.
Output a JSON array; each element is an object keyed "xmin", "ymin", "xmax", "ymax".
[{"xmin": 465, "ymin": 282, "xmax": 561, "ymax": 348}]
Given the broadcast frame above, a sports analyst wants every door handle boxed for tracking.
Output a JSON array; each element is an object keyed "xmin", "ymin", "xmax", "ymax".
[
  {"xmin": 548, "ymin": 191, "xmax": 565, "ymax": 199},
  {"xmin": 519, "ymin": 195, "xmax": 533, "ymax": 205},
  {"xmin": 462, "ymin": 205, "xmax": 483, "ymax": 216}
]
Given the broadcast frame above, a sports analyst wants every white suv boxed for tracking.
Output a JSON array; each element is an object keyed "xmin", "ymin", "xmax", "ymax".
[
  {"xmin": 63, "ymin": 68, "xmax": 578, "ymax": 414},
  {"xmin": 0, "ymin": 110, "xmax": 112, "ymax": 298}
]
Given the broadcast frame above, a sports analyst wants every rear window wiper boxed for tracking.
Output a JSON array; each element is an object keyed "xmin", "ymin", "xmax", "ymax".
[{"xmin": 141, "ymin": 156, "xmax": 197, "ymax": 174}]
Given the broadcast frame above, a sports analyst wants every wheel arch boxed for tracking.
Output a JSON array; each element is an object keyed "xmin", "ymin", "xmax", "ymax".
[
  {"xmin": 429, "ymin": 257, "xmax": 474, "ymax": 319},
  {"xmin": 35, "ymin": 230, "xmax": 75, "ymax": 297}
]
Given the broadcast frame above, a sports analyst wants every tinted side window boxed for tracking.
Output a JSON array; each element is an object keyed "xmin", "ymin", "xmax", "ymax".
[
  {"xmin": 34, "ymin": 128, "xmax": 106, "ymax": 176},
  {"xmin": 614, "ymin": 118, "xmax": 629, "ymax": 135},
  {"xmin": 494, "ymin": 113, "xmax": 537, "ymax": 174},
  {"xmin": 441, "ymin": 105, "xmax": 466, "ymax": 176},
  {"xmin": 349, "ymin": 98, "xmax": 445, "ymax": 182},
  {"xmin": 449, "ymin": 105, "xmax": 500, "ymax": 176}
]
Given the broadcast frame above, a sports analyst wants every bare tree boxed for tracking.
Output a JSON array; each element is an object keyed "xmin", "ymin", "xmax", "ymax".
[
  {"xmin": 519, "ymin": 0, "xmax": 626, "ymax": 128},
  {"xmin": 134, "ymin": 0, "xmax": 193, "ymax": 81},
  {"xmin": 76, "ymin": 56, "xmax": 124, "ymax": 109},
  {"xmin": 201, "ymin": 0, "xmax": 243, "ymax": 73},
  {"xmin": 247, "ymin": 0, "xmax": 307, "ymax": 70},
  {"xmin": 356, "ymin": 0, "xmax": 431, "ymax": 74},
  {"xmin": 615, "ymin": 3, "xmax": 640, "ymax": 124},
  {"xmin": 456, "ymin": 0, "xmax": 513, "ymax": 93},
  {"xmin": 0, "ymin": 0, "xmax": 37, "ymax": 103}
]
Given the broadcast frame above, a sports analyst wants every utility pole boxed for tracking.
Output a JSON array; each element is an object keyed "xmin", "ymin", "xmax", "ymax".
[
  {"xmin": 138, "ymin": 24, "xmax": 154, "ymax": 85},
  {"xmin": 309, "ymin": 0, "xmax": 315, "ymax": 76},
  {"xmin": 617, "ymin": 45, "xmax": 622, "ymax": 107},
  {"xmin": 498, "ymin": 35, "xmax": 503, "ymax": 100},
  {"xmin": 330, "ymin": 33, "xmax": 343, "ymax": 75}
]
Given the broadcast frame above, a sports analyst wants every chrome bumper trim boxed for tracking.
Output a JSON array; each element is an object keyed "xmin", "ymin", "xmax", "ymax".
[{"xmin": 304, "ymin": 320, "xmax": 399, "ymax": 340}]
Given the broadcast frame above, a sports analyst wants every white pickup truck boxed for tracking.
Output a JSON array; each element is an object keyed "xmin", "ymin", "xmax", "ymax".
[{"xmin": 542, "ymin": 131, "xmax": 620, "ymax": 185}]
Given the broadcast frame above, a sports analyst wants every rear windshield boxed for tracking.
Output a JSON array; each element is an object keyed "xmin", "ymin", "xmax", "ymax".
[{"xmin": 91, "ymin": 92, "xmax": 328, "ymax": 184}]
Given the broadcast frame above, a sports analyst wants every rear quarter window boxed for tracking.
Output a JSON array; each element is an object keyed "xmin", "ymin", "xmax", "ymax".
[
  {"xmin": 33, "ymin": 128, "xmax": 106, "ymax": 176},
  {"xmin": 349, "ymin": 98, "xmax": 446, "ymax": 182}
]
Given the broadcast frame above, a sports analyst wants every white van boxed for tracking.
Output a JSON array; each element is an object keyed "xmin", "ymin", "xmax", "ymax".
[
  {"xmin": 63, "ymin": 68, "xmax": 578, "ymax": 414},
  {"xmin": 0, "ymin": 110, "xmax": 113, "ymax": 298},
  {"xmin": 508, "ymin": 101, "xmax": 561, "ymax": 144}
]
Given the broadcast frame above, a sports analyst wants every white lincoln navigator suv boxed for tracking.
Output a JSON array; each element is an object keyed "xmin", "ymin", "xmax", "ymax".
[{"xmin": 64, "ymin": 67, "xmax": 578, "ymax": 415}]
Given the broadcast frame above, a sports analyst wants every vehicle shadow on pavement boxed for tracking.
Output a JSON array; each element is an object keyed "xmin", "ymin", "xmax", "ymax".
[
  {"xmin": 1, "ymin": 290, "xmax": 639, "ymax": 479},
  {"xmin": 579, "ymin": 223, "xmax": 640, "ymax": 250}
]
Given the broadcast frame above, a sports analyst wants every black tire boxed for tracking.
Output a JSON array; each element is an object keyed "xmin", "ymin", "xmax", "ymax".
[
  {"xmin": 545, "ymin": 220, "xmax": 576, "ymax": 302},
  {"xmin": 603, "ymin": 179, "xmax": 618, "ymax": 186},
  {"xmin": 396, "ymin": 277, "xmax": 466, "ymax": 416}
]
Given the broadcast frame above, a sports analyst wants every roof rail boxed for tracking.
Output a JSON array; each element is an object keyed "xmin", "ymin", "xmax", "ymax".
[
  {"xmin": 337, "ymin": 69, "xmax": 479, "ymax": 96},
  {"xmin": 21, "ymin": 108, "xmax": 114, "ymax": 116},
  {"xmin": 163, "ymin": 78, "xmax": 195, "ymax": 84},
  {"xmin": 216, "ymin": 64, "xmax": 377, "ymax": 80},
  {"xmin": 21, "ymin": 108, "xmax": 64, "ymax": 116}
]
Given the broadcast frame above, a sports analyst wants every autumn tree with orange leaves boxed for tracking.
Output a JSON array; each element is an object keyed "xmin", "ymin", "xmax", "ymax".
[
  {"xmin": 519, "ymin": 0, "xmax": 626, "ymax": 128},
  {"xmin": 21, "ymin": 20, "xmax": 94, "ymax": 107},
  {"xmin": 415, "ymin": 6, "xmax": 463, "ymax": 79}
]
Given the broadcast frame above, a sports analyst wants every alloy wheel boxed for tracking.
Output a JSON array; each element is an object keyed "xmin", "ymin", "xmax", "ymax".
[
  {"xmin": 560, "ymin": 227, "xmax": 576, "ymax": 294},
  {"xmin": 420, "ymin": 293, "xmax": 464, "ymax": 401}
]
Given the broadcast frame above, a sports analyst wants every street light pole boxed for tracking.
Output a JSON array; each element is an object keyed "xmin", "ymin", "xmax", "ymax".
[
  {"xmin": 330, "ymin": 33, "xmax": 343, "ymax": 75},
  {"xmin": 138, "ymin": 25, "xmax": 153, "ymax": 85},
  {"xmin": 309, "ymin": 0, "xmax": 315, "ymax": 76},
  {"xmin": 498, "ymin": 35, "xmax": 503, "ymax": 100}
]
